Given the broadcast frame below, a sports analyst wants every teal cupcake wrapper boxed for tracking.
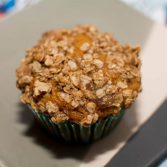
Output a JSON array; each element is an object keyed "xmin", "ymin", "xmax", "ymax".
[{"xmin": 28, "ymin": 106, "xmax": 125, "ymax": 143}]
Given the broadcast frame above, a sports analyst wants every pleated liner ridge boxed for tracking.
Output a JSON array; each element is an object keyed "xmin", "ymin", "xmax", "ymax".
[{"xmin": 28, "ymin": 106, "xmax": 125, "ymax": 143}]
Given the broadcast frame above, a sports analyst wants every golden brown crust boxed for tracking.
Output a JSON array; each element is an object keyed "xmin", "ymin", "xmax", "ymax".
[{"xmin": 16, "ymin": 25, "xmax": 142, "ymax": 125}]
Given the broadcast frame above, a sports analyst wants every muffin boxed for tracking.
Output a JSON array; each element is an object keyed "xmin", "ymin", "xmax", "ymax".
[{"xmin": 16, "ymin": 25, "xmax": 141, "ymax": 143}]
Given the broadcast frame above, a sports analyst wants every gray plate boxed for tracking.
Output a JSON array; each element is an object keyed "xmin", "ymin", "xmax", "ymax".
[{"xmin": 0, "ymin": 0, "xmax": 153, "ymax": 167}]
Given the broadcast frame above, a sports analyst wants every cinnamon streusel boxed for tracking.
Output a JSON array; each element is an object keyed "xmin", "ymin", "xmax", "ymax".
[{"xmin": 16, "ymin": 25, "xmax": 141, "ymax": 127}]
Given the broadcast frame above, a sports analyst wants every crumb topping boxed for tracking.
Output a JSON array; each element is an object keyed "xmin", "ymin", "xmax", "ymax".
[{"xmin": 16, "ymin": 25, "xmax": 141, "ymax": 125}]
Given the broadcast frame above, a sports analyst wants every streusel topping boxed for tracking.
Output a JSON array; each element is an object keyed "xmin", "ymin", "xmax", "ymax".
[{"xmin": 16, "ymin": 25, "xmax": 141, "ymax": 125}]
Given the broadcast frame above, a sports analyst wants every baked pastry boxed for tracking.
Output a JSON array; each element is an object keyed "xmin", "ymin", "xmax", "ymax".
[{"xmin": 16, "ymin": 25, "xmax": 141, "ymax": 143}]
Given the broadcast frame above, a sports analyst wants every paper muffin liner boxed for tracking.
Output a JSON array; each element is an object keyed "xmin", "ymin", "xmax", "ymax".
[{"xmin": 28, "ymin": 106, "xmax": 125, "ymax": 143}]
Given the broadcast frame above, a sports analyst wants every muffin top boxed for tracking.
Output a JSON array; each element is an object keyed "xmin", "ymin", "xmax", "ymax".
[{"xmin": 16, "ymin": 25, "xmax": 141, "ymax": 125}]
